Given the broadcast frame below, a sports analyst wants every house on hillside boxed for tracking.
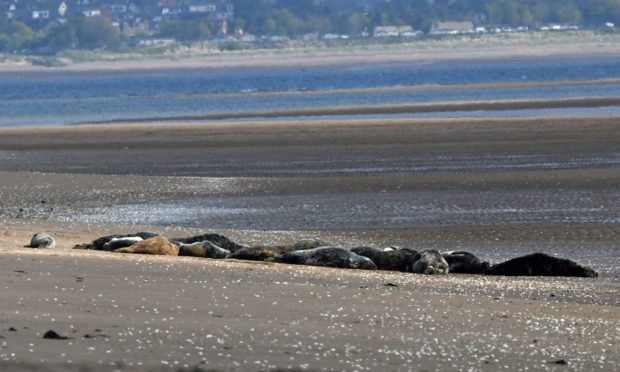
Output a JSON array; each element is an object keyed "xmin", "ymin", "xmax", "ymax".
[
  {"xmin": 373, "ymin": 25, "xmax": 421, "ymax": 38},
  {"xmin": 429, "ymin": 21, "xmax": 474, "ymax": 35}
]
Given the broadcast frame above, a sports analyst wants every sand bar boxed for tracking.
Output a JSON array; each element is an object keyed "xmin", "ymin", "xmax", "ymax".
[{"xmin": 1, "ymin": 115, "xmax": 619, "ymax": 370}]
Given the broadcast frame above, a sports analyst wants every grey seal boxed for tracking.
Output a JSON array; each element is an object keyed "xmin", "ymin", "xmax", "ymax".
[
  {"xmin": 485, "ymin": 253, "xmax": 598, "ymax": 277},
  {"xmin": 410, "ymin": 250, "xmax": 449, "ymax": 275},
  {"xmin": 275, "ymin": 247, "xmax": 377, "ymax": 270},
  {"xmin": 229, "ymin": 239, "xmax": 331, "ymax": 261},
  {"xmin": 26, "ymin": 233, "xmax": 56, "ymax": 249},
  {"xmin": 229, "ymin": 246, "xmax": 283, "ymax": 261},
  {"xmin": 173, "ymin": 233, "xmax": 248, "ymax": 253},
  {"xmin": 441, "ymin": 251, "xmax": 490, "ymax": 274},
  {"xmin": 351, "ymin": 246, "xmax": 418, "ymax": 272},
  {"xmin": 74, "ymin": 232, "xmax": 159, "ymax": 250},
  {"xmin": 103, "ymin": 237, "xmax": 144, "ymax": 251},
  {"xmin": 179, "ymin": 241, "xmax": 230, "ymax": 259}
]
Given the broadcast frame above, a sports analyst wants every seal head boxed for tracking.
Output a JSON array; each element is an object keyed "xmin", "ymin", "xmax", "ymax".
[{"xmin": 410, "ymin": 250, "xmax": 449, "ymax": 275}]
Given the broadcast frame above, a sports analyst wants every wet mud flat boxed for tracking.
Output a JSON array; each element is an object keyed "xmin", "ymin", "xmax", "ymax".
[{"xmin": 0, "ymin": 116, "xmax": 619, "ymax": 176}]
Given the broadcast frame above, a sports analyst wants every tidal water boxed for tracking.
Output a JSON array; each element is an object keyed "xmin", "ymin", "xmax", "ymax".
[{"xmin": 2, "ymin": 57, "xmax": 620, "ymax": 126}]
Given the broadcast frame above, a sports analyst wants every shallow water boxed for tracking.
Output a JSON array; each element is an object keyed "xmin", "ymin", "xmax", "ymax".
[
  {"xmin": 57, "ymin": 188, "xmax": 620, "ymax": 230},
  {"xmin": 2, "ymin": 57, "xmax": 620, "ymax": 126}
]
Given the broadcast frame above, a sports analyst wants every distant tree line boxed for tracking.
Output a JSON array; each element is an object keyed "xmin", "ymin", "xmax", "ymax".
[
  {"xmin": 1, "ymin": 0, "xmax": 618, "ymax": 54},
  {"xmin": 232, "ymin": 0, "xmax": 620, "ymax": 35},
  {"xmin": 0, "ymin": 15, "xmax": 121, "ymax": 53}
]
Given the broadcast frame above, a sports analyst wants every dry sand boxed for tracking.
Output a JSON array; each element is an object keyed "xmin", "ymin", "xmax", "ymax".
[
  {"xmin": 1, "ymin": 220, "xmax": 619, "ymax": 372},
  {"xmin": 1, "ymin": 116, "xmax": 619, "ymax": 370}
]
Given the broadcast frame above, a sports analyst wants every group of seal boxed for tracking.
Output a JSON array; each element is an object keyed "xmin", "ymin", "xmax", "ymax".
[{"xmin": 61, "ymin": 230, "xmax": 600, "ymax": 277}]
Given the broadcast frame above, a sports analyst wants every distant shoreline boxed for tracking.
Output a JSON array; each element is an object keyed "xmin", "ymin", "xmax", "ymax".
[{"xmin": 2, "ymin": 31, "xmax": 620, "ymax": 74}]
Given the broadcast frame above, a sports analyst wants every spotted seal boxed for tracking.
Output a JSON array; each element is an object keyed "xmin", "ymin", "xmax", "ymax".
[
  {"xmin": 410, "ymin": 250, "xmax": 449, "ymax": 275},
  {"xmin": 441, "ymin": 251, "xmax": 490, "ymax": 274},
  {"xmin": 179, "ymin": 241, "xmax": 230, "ymax": 259},
  {"xmin": 485, "ymin": 253, "xmax": 598, "ymax": 277},
  {"xmin": 275, "ymin": 247, "xmax": 377, "ymax": 270},
  {"xmin": 114, "ymin": 236, "xmax": 179, "ymax": 256},
  {"xmin": 26, "ymin": 233, "xmax": 56, "ymax": 249},
  {"xmin": 350, "ymin": 246, "xmax": 418, "ymax": 272}
]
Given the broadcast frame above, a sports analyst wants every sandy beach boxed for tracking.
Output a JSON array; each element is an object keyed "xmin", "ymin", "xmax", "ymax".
[
  {"xmin": 1, "ymin": 114, "xmax": 619, "ymax": 370},
  {"xmin": 2, "ymin": 31, "xmax": 620, "ymax": 74}
]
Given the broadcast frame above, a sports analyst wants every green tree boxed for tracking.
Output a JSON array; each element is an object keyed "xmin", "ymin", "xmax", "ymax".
[
  {"xmin": 158, "ymin": 20, "xmax": 211, "ymax": 41},
  {"xmin": 0, "ymin": 21, "xmax": 36, "ymax": 52},
  {"xmin": 72, "ymin": 16, "xmax": 122, "ymax": 49},
  {"xmin": 42, "ymin": 24, "xmax": 77, "ymax": 50}
]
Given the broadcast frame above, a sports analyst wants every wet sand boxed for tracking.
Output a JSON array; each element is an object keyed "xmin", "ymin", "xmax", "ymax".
[
  {"xmin": 86, "ymin": 97, "xmax": 620, "ymax": 124},
  {"xmin": 1, "ymin": 116, "xmax": 619, "ymax": 370}
]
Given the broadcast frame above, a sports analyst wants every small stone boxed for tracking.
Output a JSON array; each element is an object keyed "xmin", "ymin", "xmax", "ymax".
[
  {"xmin": 548, "ymin": 359, "xmax": 568, "ymax": 365},
  {"xmin": 43, "ymin": 330, "xmax": 71, "ymax": 340}
]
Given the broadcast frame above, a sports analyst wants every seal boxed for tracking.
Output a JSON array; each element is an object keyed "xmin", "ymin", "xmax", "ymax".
[
  {"xmin": 173, "ymin": 233, "xmax": 248, "ymax": 253},
  {"xmin": 229, "ymin": 239, "xmax": 331, "ymax": 261},
  {"xmin": 441, "ymin": 251, "xmax": 490, "ymax": 274},
  {"xmin": 103, "ymin": 237, "xmax": 144, "ymax": 251},
  {"xmin": 229, "ymin": 246, "xmax": 282, "ymax": 261},
  {"xmin": 485, "ymin": 252, "xmax": 598, "ymax": 277},
  {"xmin": 410, "ymin": 250, "xmax": 449, "ymax": 275},
  {"xmin": 74, "ymin": 232, "xmax": 159, "ymax": 250},
  {"xmin": 179, "ymin": 241, "xmax": 230, "ymax": 259},
  {"xmin": 113, "ymin": 236, "xmax": 179, "ymax": 256},
  {"xmin": 26, "ymin": 233, "xmax": 56, "ymax": 249},
  {"xmin": 284, "ymin": 239, "xmax": 332, "ymax": 251},
  {"xmin": 350, "ymin": 246, "xmax": 418, "ymax": 272},
  {"xmin": 275, "ymin": 247, "xmax": 377, "ymax": 270}
]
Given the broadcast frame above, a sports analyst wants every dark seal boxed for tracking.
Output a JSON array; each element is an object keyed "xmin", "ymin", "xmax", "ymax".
[
  {"xmin": 275, "ymin": 247, "xmax": 377, "ymax": 270},
  {"xmin": 441, "ymin": 251, "xmax": 490, "ymax": 274},
  {"xmin": 485, "ymin": 253, "xmax": 598, "ymax": 277}
]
